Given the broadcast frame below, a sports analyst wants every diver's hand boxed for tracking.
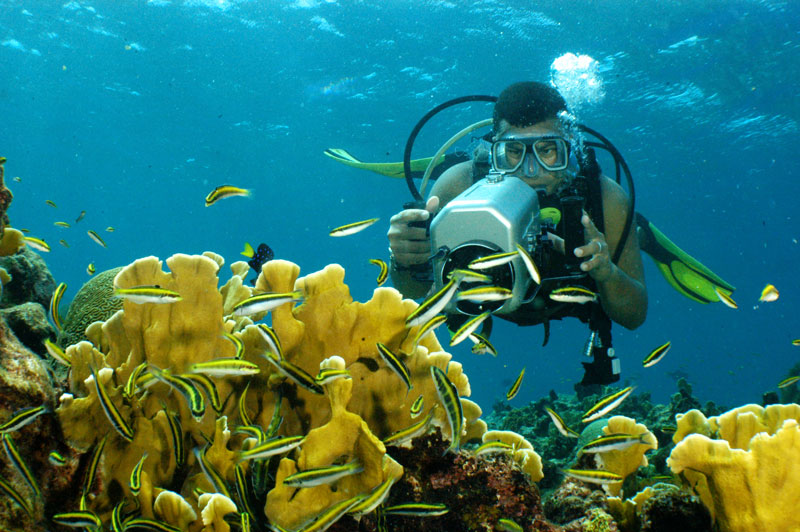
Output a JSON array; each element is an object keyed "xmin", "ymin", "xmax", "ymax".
[
  {"xmin": 574, "ymin": 213, "xmax": 614, "ymax": 282},
  {"xmin": 387, "ymin": 196, "xmax": 439, "ymax": 266}
]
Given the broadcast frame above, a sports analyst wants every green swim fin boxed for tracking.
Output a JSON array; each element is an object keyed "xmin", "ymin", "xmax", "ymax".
[
  {"xmin": 635, "ymin": 212, "xmax": 735, "ymax": 303},
  {"xmin": 323, "ymin": 148, "xmax": 448, "ymax": 179}
]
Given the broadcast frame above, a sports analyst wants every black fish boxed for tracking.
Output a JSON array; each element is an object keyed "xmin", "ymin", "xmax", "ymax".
[{"xmin": 241, "ymin": 242, "xmax": 274, "ymax": 285}]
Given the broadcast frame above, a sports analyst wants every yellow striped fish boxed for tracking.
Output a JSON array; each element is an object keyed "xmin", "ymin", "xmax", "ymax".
[
  {"xmin": 544, "ymin": 407, "xmax": 579, "ymax": 438},
  {"xmin": 87, "ymin": 230, "xmax": 107, "ymax": 248},
  {"xmin": 223, "ymin": 331, "xmax": 245, "ymax": 359},
  {"xmin": 369, "ymin": 258, "xmax": 389, "ymax": 286},
  {"xmin": 516, "ymin": 243, "xmax": 541, "ymax": 284},
  {"xmin": 49, "ymin": 282, "xmax": 66, "ymax": 331},
  {"xmin": 759, "ymin": 284, "xmax": 779, "ymax": 302},
  {"xmin": 430, "ymin": 366, "xmax": 463, "ymax": 453},
  {"xmin": 233, "ymin": 290, "xmax": 303, "ymax": 316},
  {"xmin": 714, "ymin": 286, "xmax": 738, "ymax": 309},
  {"xmin": 328, "ymin": 217, "xmax": 379, "ymax": 237},
  {"xmin": 89, "ymin": 365, "xmax": 134, "ymax": 442},
  {"xmin": 412, "ymin": 314, "xmax": 447, "ymax": 349},
  {"xmin": 348, "ymin": 476, "xmax": 398, "ymax": 517},
  {"xmin": 450, "ymin": 311, "xmax": 490, "ymax": 347},
  {"xmin": 506, "ymin": 367, "xmax": 525, "ymax": 400},
  {"xmin": 409, "ymin": 395, "xmax": 424, "ymax": 418},
  {"xmin": 581, "ymin": 386, "xmax": 634, "ymax": 423},
  {"xmin": 549, "ymin": 286, "xmax": 598, "ymax": 304},
  {"xmin": 129, "ymin": 453, "xmax": 148, "ymax": 497},
  {"xmin": 383, "ymin": 406, "xmax": 436, "ymax": 447},
  {"xmin": 188, "ymin": 358, "xmax": 260, "ymax": 377},
  {"xmin": 473, "ymin": 440, "xmax": 514, "ymax": 457},
  {"xmin": 376, "ymin": 342, "xmax": 412, "ymax": 392},
  {"xmin": 205, "ymin": 184, "xmax": 251, "ymax": 206},
  {"xmin": 44, "ymin": 338, "xmax": 71, "ymax": 366},
  {"xmin": 405, "ymin": 277, "xmax": 461, "ymax": 328},
  {"xmin": 642, "ymin": 341, "xmax": 671, "ymax": 368},
  {"xmin": 562, "ymin": 468, "xmax": 623, "ymax": 485},
  {"xmin": 467, "ymin": 250, "xmax": 518, "ymax": 270},
  {"xmin": 0, "ymin": 404, "xmax": 49, "ymax": 434},
  {"xmin": 283, "ymin": 461, "xmax": 363, "ymax": 488},
  {"xmin": 114, "ymin": 286, "xmax": 182, "ymax": 304},
  {"xmin": 2, "ymin": 433, "xmax": 41, "ymax": 497},
  {"xmin": 0, "ymin": 476, "xmax": 32, "ymax": 517},
  {"xmin": 23, "ymin": 236, "xmax": 50, "ymax": 252},
  {"xmin": 181, "ymin": 373, "xmax": 223, "ymax": 413}
]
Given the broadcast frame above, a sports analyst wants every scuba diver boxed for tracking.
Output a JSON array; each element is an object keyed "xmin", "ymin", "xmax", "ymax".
[{"xmin": 324, "ymin": 81, "xmax": 734, "ymax": 389}]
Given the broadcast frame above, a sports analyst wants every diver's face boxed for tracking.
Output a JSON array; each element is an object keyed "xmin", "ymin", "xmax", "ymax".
[{"xmin": 495, "ymin": 118, "xmax": 568, "ymax": 195}]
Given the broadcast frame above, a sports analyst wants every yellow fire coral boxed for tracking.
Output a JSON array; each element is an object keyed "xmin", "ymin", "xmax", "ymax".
[
  {"xmin": 481, "ymin": 430, "xmax": 543, "ymax": 482},
  {"xmin": 266, "ymin": 355, "xmax": 404, "ymax": 530},
  {"xmin": 250, "ymin": 260, "xmax": 482, "ymax": 445},
  {"xmin": 590, "ymin": 416, "xmax": 657, "ymax": 497},
  {"xmin": 668, "ymin": 403, "xmax": 800, "ymax": 531},
  {"xmin": 54, "ymin": 252, "xmax": 496, "ymax": 530}
]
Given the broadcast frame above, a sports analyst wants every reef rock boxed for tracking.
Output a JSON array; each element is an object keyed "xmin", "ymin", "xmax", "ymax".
[
  {"xmin": 0, "ymin": 158, "xmax": 12, "ymax": 241},
  {"xmin": 0, "ymin": 318, "xmax": 64, "ymax": 531},
  {"xmin": 0, "ymin": 247, "xmax": 55, "ymax": 312},
  {"xmin": 0, "ymin": 301, "xmax": 55, "ymax": 358}
]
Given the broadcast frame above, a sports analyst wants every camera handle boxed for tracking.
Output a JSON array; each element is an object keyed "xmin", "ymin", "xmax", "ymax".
[
  {"xmin": 560, "ymin": 195, "xmax": 584, "ymax": 273},
  {"xmin": 397, "ymin": 200, "xmax": 434, "ymax": 282}
]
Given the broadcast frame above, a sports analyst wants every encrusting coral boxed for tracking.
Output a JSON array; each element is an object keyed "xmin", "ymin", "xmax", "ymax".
[
  {"xmin": 50, "ymin": 252, "xmax": 542, "ymax": 530},
  {"xmin": 667, "ymin": 403, "xmax": 800, "ymax": 532}
]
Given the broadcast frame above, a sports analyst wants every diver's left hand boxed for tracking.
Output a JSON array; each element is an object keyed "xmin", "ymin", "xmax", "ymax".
[{"xmin": 574, "ymin": 213, "xmax": 614, "ymax": 282}]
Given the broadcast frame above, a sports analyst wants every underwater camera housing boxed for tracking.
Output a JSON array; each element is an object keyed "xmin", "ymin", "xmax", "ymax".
[{"xmin": 429, "ymin": 171, "xmax": 588, "ymax": 317}]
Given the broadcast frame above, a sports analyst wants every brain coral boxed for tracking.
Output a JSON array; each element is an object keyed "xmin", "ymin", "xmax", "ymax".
[{"xmin": 58, "ymin": 266, "xmax": 124, "ymax": 348}]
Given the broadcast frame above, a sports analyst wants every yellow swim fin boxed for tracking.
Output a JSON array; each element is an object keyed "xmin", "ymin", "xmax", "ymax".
[{"xmin": 636, "ymin": 213, "xmax": 735, "ymax": 303}]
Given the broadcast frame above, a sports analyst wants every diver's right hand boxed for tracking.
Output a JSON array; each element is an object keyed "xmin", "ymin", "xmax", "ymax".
[{"xmin": 387, "ymin": 196, "xmax": 439, "ymax": 267}]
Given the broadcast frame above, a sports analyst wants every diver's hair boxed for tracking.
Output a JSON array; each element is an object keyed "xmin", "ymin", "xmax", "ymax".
[{"xmin": 493, "ymin": 82, "xmax": 568, "ymax": 133}]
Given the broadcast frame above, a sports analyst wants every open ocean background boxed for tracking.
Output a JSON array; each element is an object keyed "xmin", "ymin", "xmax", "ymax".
[{"xmin": 2, "ymin": 0, "xmax": 798, "ymax": 414}]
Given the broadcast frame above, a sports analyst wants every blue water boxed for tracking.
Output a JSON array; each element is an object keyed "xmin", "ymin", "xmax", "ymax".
[{"xmin": 2, "ymin": 0, "xmax": 799, "ymax": 414}]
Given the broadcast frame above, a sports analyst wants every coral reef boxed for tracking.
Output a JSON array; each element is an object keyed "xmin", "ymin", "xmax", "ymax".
[
  {"xmin": 487, "ymin": 380, "xmax": 713, "ymax": 495},
  {"xmin": 606, "ymin": 483, "xmax": 711, "ymax": 532},
  {"xmin": 375, "ymin": 431, "xmax": 556, "ymax": 532},
  {"xmin": 544, "ymin": 479, "xmax": 610, "ymax": 526},
  {"xmin": 667, "ymin": 403, "xmax": 800, "ymax": 532},
  {"xmin": 47, "ymin": 253, "xmax": 542, "ymax": 531},
  {"xmin": 638, "ymin": 485, "xmax": 711, "ymax": 532}
]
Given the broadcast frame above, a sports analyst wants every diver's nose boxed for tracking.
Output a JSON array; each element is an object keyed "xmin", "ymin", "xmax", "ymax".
[{"xmin": 521, "ymin": 152, "xmax": 540, "ymax": 178}]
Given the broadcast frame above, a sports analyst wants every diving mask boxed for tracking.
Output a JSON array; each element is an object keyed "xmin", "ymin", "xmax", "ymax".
[{"xmin": 491, "ymin": 135, "xmax": 571, "ymax": 176}]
